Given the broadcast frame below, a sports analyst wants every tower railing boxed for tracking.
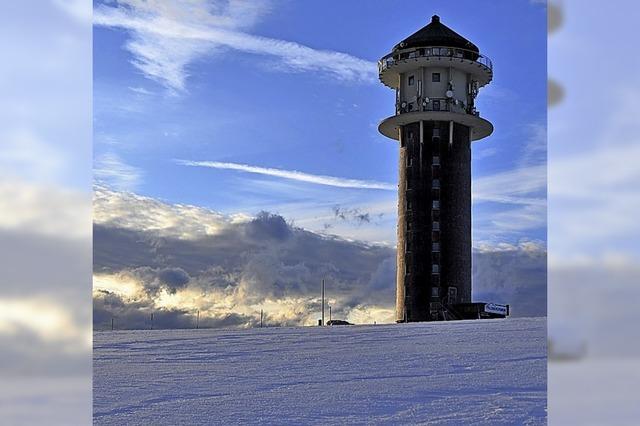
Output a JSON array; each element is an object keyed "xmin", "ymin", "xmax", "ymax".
[
  {"xmin": 378, "ymin": 46, "xmax": 492, "ymax": 74},
  {"xmin": 396, "ymin": 97, "xmax": 479, "ymax": 116}
]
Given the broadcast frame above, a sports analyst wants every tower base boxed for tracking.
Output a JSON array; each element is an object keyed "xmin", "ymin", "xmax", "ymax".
[{"xmin": 397, "ymin": 302, "xmax": 510, "ymax": 322}]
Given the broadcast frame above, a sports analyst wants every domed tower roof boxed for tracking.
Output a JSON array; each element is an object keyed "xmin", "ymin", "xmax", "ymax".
[{"xmin": 392, "ymin": 15, "xmax": 479, "ymax": 53}]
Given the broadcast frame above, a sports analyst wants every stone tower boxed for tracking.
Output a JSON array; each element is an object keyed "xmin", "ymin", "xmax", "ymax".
[{"xmin": 378, "ymin": 15, "xmax": 493, "ymax": 322}]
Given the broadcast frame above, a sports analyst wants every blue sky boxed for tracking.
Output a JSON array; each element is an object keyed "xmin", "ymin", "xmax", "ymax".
[{"xmin": 93, "ymin": 0, "xmax": 547, "ymax": 247}]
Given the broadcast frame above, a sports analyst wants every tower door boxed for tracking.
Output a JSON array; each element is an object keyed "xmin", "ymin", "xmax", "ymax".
[{"xmin": 448, "ymin": 286, "xmax": 458, "ymax": 305}]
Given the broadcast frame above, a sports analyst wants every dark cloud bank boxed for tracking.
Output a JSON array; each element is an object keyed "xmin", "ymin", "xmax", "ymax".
[{"xmin": 94, "ymin": 211, "xmax": 546, "ymax": 329}]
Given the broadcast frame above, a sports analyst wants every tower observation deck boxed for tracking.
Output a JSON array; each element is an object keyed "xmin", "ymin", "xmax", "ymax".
[{"xmin": 378, "ymin": 15, "xmax": 494, "ymax": 322}]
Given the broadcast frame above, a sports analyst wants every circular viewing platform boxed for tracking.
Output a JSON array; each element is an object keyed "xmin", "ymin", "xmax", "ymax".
[
  {"xmin": 379, "ymin": 110, "xmax": 493, "ymax": 142},
  {"xmin": 379, "ymin": 46, "xmax": 493, "ymax": 89}
]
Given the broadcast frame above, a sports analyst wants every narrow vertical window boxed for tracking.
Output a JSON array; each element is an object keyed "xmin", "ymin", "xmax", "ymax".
[{"xmin": 408, "ymin": 75, "xmax": 415, "ymax": 86}]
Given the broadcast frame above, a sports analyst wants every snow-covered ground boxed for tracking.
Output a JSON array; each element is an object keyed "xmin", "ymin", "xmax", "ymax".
[{"xmin": 94, "ymin": 317, "xmax": 546, "ymax": 425}]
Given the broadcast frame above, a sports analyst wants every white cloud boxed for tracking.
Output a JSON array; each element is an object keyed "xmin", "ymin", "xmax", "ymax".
[
  {"xmin": 475, "ymin": 239, "xmax": 546, "ymax": 253},
  {"xmin": 128, "ymin": 86, "xmax": 154, "ymax": 95},
  {"xmin": 94, "ymin": 153, "xmax": 143, "ymax": 191},
  {"xmin": 176, "ymin": 160, "xmax": 396, "ymax": 190},
  {"xmin": 472, "ymin": 162, "xmax": 547, "ymax": 243},
  {"xmin": 93, "ymin": 187, "xmax": 547, "ymax": 328},
  {"xmin": 171, "ymin": 158, "xmax": 547, "ymax": 243},
  {"xmin": 520, "ymin": 122, "xmax": 547, "ymax": 168},
  {"xmin": 490, "ymin": 203, "xmax": 547, "ymax": 231},
  {"xmin": 473, "ymin": 146, "xmax": 498, "ymax": 160},
  {"xmin": 94, "ymin": 0, "xmax": 377, "ymax": 93},
  {"xmin": 473, "ymin": 164, "xmax": 547, "ymax": 206},
  {"xmin": 94, "ymin": 185, "xmax": 239, "ymax": 239}
]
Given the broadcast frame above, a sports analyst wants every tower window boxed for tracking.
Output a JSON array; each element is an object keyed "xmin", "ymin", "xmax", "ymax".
[
  {"xmin": 432, "ymin": 128, "xmax": 440, "ymax": 137},
  {"xmin": 433, "ymin": 221, "xmax": 440, "ymax": 231},
  {"xmin": 408, "ymin": 75, "xmax": 415, "ymax": 86},
  {"xmin": 431, "ymin": 287, "xmax": 440, "ymax": 297},
  {"xmin": 432, "ymin": 73, "xmax": 441, "ymax": 82},
  {"xmin": 432, "ymin": 264, "xmax": 439, "ymax": 273},
  {"xmin": 432, "ymin": 179, "xmax": 440, "ymax": 189},
  {"xmin": 433, "ymin": 100, "xmax": 440, "ymax": 111},
  {"xmin": 432, "ymin": 200, "xmax": 440, "ymax": 209},
  {"xmin": 433, "ymin": 156, "xmax": 440, "ymax": 165}
]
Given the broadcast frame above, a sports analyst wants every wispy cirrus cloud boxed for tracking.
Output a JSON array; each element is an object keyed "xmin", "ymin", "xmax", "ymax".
[
  {"xmin": 473, "ymin": 164, "xmax": 547, "ymax": 206},
  {"xmin": 175, "ymin": 160, "xmax": 396, "ymax": 190},
  {"xmin": 94, "ymin": 153, "xmax": 143, "ymax": 191},
  {"xmin": 472, "ymin": 163, "xmax": 546, "ymax": 243},
  {"xmin": 128, "ymin": 86, "xmax": 154, "ymax": 95},
  {"xmin": 94, "ymin": 0, "xmax": 377, "ymax": 93}
]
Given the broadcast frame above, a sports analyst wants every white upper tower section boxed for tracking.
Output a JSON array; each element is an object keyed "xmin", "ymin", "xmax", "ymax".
[{"xmin": 378, "ymin": 15, "xmax": 493, "ymax": 141}]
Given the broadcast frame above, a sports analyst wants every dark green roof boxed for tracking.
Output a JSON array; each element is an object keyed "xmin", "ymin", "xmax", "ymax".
[{"xmin": 393, "ymin": 15, "xmax": 479, "ymax": 53}]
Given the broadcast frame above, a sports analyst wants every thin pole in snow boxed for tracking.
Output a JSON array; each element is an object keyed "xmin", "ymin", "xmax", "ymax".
[
  {"xmin": 196, "ymin": 310, "xmax": 200, "ymax": 329},
  {"xmin": 150, "ymin": 313, "xmax": 154, "ymax": 330},
  {"xmin": 321, "ymin": 279, "xmax": 325, "ymax": 326},
  {"xmin": 329, "ymin": 305, "xmax": 332, "ymax": 324},
  {"xmin": 260, "ymin": 309, "xmax": 263, "ymax": 328},
  {"xmin": 111, "ymin": 317, "xmax": 114, "ymax": 331}
]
